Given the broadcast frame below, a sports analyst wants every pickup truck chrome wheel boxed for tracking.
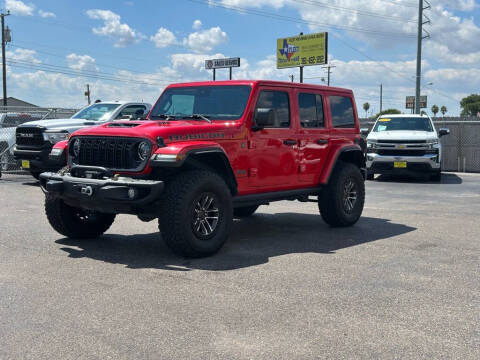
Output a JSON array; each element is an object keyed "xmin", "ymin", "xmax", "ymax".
[
  {"xmin": 343, "ymin": 179, "xmax": 358, "ymax": 214},
  {"xmin": 192, "ymin": 192, "xmax": 220, "ymax": 238}
]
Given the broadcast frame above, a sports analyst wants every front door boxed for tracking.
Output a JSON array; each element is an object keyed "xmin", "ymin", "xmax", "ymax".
[{"xmin": 248, "ymin": 88, "xmax": 298, "ymax": 189}]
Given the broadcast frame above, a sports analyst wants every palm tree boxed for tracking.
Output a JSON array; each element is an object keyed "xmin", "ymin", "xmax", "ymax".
[
  {"xmin": 441, "ymin": 105, "xmax": 447, "ymax": 117},
  {"xmin": 431, "ymin": 104, "xmax": 439, "ymax": 117},
  {"xmin": 363, "ymin": 102, "xmax": 370, "ymax": 118}
]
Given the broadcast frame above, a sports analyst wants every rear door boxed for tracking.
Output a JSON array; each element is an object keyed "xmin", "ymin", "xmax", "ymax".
[
  {"xmin": 295, "ymin": 89, "xmax": 330, "ymax": 184},
  {"xmin": 248, "ymin": 87, "xmax": 299, "ymax": 189}
]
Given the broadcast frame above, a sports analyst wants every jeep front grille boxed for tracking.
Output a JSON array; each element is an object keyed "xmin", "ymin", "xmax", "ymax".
[
  {"xmin": 16, "ymin": 127, "xmax": 45, "ymax": 148},
  {"xmin": 70, "ymin": 136, "xmax": 151, "ymax": 172}
]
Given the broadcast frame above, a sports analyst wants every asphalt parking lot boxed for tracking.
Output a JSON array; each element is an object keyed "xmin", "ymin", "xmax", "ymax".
[{"xmin": 0, "ymin": 172, "xmax": 479, "ymax": 359}]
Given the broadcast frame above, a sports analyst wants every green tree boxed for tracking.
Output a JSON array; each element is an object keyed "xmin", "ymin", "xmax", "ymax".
[
  {"xmin": 362, "ymin": 102, "xmax": 370, "ymax": 118},
  {"xmin": 374, "ymin": 108, "xmax": 401, "ymax": 119},
  {"xmin": 431, "ymin": 104, "xmax": 439, "ymax": 117},
  {"xmin": 441, "ymin": 105, "xmax": 447, "ymax": 117},
  {"xmin": 460, "ymin": 94, "xmax": 480, "ymax": 116}
]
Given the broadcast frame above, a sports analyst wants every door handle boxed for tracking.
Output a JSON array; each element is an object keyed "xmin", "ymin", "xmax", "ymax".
[
  {"xmin": 316, "ymin": 139, "xmax": 328, "ymax": 145},
  {"xmin": 283, "ymin": 139, "xmax": 297, "ymax": 146}
]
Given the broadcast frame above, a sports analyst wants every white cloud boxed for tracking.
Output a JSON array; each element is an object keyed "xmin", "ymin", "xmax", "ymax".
[
  {"xmin": 6, "ymin": 48, "xmax": 41, "ymax": 64},
  {"xmin": 86, "ymin": 9, "xmax": 145, "ymax": 47},
  {"xmin": 183, "ymin": 27, "xmax": 228, "ymax": 53},
  {"xmin": 192, "ymin": 19, "xmax": 202, "ymax": 30},
  {"xmin": 150, "ymin": 27, "xmax": 177, "ymax": 48},
  {"xmin": 6, "ymin": 0, "xmax": 34, "ymax": 16},
  {"xmin": 38, "ymin": 10, "xmax": 56, "ymax": 18},
  {"xmin": 66, "ymin": 54, "xmax": 99, "ymax": 73}
]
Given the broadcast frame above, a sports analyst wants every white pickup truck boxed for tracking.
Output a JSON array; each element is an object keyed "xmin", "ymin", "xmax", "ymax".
[
  {"xmin": 13, "ymin": 101, "xmax": 152, "ymax": 179},
  {"xmin": 364, "ymin": 114, "xmax": 450, "ymax": 181}
]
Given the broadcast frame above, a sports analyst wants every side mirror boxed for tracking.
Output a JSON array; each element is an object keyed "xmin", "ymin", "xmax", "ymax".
[
  {"xmin": 438, "ymin": 128, "xmax": 450, "ymax": 137},
  {"xmin": 360, "ymin": 128, "xmax": 369, "ymax": 136},
  {"xmin": 252, "ymin": 108, "xmax": 275, "ymax": 131}
]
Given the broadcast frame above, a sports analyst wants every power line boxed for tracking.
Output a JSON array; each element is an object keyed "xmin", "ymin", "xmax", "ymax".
[
  {"xmin": 292, "ymin": 0, "xmax": 417, "ymax": 23},
  {"xmin": 6, "ymin": 60, "xmax": 169, "ymax": 87},
  {"xmin": 188, "ymin": 0, "xmax": 417, "ymax": 38}
]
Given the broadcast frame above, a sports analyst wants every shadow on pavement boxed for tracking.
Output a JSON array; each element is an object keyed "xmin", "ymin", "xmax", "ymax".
[
  {"xmin": 56, "ymin": 213, "xmax": 416, "ymax": 271},
  {"xmin": 375, "ymin": 172, "xmax": 462, "ymax": 184}
]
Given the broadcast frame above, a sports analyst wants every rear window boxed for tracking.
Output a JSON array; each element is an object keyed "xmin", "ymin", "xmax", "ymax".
[
  {"xmin": 298, "ymin": 93, "xmax": 324, "ymax": 128},
  {"xmin": 329, "ymin": 96, "xmax": 355, "ymax": 128}
]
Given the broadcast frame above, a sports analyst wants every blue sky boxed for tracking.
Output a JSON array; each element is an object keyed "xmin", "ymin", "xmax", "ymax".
[{"xmin": 3, "ymin": 0, "xmax": 480, "ymax": 116}]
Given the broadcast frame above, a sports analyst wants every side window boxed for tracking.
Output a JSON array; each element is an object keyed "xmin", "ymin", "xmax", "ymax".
[
  {"xmin": 298, "ymin": 93, "xmax": 324, "ymax": 128},
  {"xmin": 116, "ymin": 105, "xmax": 147, "ymax": 119},
  {"xmin": 329, "ymin": 96, "xmax": 355, "ymax": 128},
  {"xmin": 255, "ymin": 90, "xmax": 290, "ymax": 128}
]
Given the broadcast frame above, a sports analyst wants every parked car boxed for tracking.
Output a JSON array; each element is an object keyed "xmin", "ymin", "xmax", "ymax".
[
  {"xmin": 364, "ymin": 114, "xmax": 449, "ymax": 181},
  {"xmin": 0, "ymin": 112, "xmax": 44, "ymax": 171},
  {"xmin": 13, "ymin": 101, "xmax": 152, "ymax": 179},
  {"xmin": 40, "ymin": 80, "xmax": 366, "ymax": 258}
]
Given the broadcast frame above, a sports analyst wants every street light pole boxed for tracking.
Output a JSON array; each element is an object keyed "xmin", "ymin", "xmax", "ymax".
[{"xmin": 1, "ymin": 10, "xmax": 10, "ymax": 107}]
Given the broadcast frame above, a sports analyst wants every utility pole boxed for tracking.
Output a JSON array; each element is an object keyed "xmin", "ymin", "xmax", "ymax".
[
  {"xmin": 84, "ymin": 84, "xmax": 91, "ymax": 105},
  {"xmin": 322, "ymin": 65, "xmax": 336, "ymax": 86},
  {"xmin": 415, "ymin": 0, "xmax": 430, "ymax": 114},
  {"xmin": 1, "ymin": 10, "xmax": 11, "ymax": 107},
  {"xmin": 380, "ymin": 83, "xmax": 383, "ymax": 113}
]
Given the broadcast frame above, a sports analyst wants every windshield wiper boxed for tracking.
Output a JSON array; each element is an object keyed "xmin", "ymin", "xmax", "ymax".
[
  {"xmin": 150, "ymin": 114, "xmax": 176, "ymax": 120},
  {"xmin": 183, "ymin": 114, "xmax": 212, "ymax": 123}
]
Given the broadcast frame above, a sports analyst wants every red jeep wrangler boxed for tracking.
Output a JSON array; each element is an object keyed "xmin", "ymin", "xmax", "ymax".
[{"xmin": 40, "ymin": 80, "xmax": 366, "ymax": 257}]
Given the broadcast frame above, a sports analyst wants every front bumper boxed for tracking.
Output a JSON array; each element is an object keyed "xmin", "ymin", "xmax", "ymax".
[
  {"xmin": 39, "ymin": 169, "xmax": 164, "ymax": 214},
  {"xmin": 366, "ymin": 153, "xmax": 440, "ymax": 174},
  {"xmin": 13, "ymin": 145, "xmax": 65, "ymax": 172}
]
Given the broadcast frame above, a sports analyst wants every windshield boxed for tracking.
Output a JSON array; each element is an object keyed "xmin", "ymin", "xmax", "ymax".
[
  {"xmin": 150, "ymin": 85, "xmax": 252, "ymax": 121},
  {"xmin": 373, "ymin": 117, "xmax": 433, "ymax": 132},
  {"xmin": 72, "ymin": 103, "xmax": 120, "ymax": 121}
]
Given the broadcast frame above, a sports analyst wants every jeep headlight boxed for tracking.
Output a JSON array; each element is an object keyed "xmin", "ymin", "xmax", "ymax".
[{"xmin": 43, "ymin": 131, "xmax": 69, "ymax": 144}]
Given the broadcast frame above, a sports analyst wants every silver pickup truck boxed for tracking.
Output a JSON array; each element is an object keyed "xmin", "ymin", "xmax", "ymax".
[{"xmin": 14, "ymin": 101, "xmax": 151, "ymax": 179}]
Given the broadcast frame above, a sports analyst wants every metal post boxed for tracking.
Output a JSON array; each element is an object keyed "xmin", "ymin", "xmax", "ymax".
[
  {"xmin": 1, "ymin": 12, "xmax": 9, "ymax": 107},
  {"xmin": 299, "ymin": 66, "xmax": 303, "ymax": 83},
  {"xmin": 229, "ymin": 67, "xmax": 232, "ymax": 80},
  {"xmin": 415, "ymin": 0, "xmax": 424, "ymax": 114},
  {"xmin": 213, "ymin": 68, "xmax": 216, "ymax": 81},
  {"xmin": 380, "ymin": 83, "xmax": 383, "ymax": 113}
]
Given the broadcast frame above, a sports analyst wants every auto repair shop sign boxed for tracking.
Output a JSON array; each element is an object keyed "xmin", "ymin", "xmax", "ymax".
[{"xmin": 205, "ymin": 57, "xmax": 241, "ymax": 69}]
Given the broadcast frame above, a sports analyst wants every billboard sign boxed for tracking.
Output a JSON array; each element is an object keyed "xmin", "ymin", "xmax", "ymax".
[
  {"xmin": 276, "ymin": 32, "xmax": 328, "ymax": 69},
  {"xmin": 205, "ymin": 57, "xmax": 240, "ymax": 70},
  {"xmin": 406, "ymin": 96, "xmax": 427, "ymax": 109}
]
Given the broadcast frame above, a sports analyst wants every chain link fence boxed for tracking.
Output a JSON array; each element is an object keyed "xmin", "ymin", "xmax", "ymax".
[
  {"xmin": 1, "ymin": 111, "xmax": 479, "ymax": 175},
  {"xmin": 0, "ymin": 106, "xmax": 77, "ymax": 174}
]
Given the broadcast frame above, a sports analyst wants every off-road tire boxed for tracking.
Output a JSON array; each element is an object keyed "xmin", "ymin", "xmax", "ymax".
[
  {"xmin": 45, "ymin": 194, "xmax": 116, "ymax": 238},
  {"xmin": 366, "ymin": 172, "xmax": 374, "ymax": 180},
  {"xmin": 319, "ymin": 161, "xmax": 365, "ymax": 227},
  {"xmin": 234, "ymin": 205, "xmax": 259, "ymax": 217},
  {"xmin": 158, "ymin": 170, "xmax": 233, "ymax": 258}
]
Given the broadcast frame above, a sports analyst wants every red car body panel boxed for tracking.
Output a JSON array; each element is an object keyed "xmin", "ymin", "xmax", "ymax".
[{"xmin": 68, "ymin": 80, "xmax": 361, "ymax": 195}]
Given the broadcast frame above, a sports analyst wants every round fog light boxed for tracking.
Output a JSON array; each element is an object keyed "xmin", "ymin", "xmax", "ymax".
[{"xmin": 128, "ymin": 188, "xmax": 137, "ymax": 199}]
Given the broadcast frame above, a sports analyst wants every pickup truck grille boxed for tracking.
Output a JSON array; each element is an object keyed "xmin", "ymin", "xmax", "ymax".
[
  {"xmin": 16, "ymin": 127, "xmax": 45, "ymax": 148},
  {"xmin": 377, "ymin": 149, "xmax": 426, "ymax": 156},
  {"xmin": 70, "ymin": 136, "xmax": 151, "ymax": 172}
]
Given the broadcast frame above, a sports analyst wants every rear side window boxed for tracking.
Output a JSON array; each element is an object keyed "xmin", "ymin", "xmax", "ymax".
[
  {"xmin": 329, "ymin": 96, "xmax": 355, "ymax": 128},
  {"xmin": 298, "ymin": 93, "xmax": 324, "ymax": 128},
  {"xmin": 255, "ymin": 90, "xmax": 290, "ymax": 128}
]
